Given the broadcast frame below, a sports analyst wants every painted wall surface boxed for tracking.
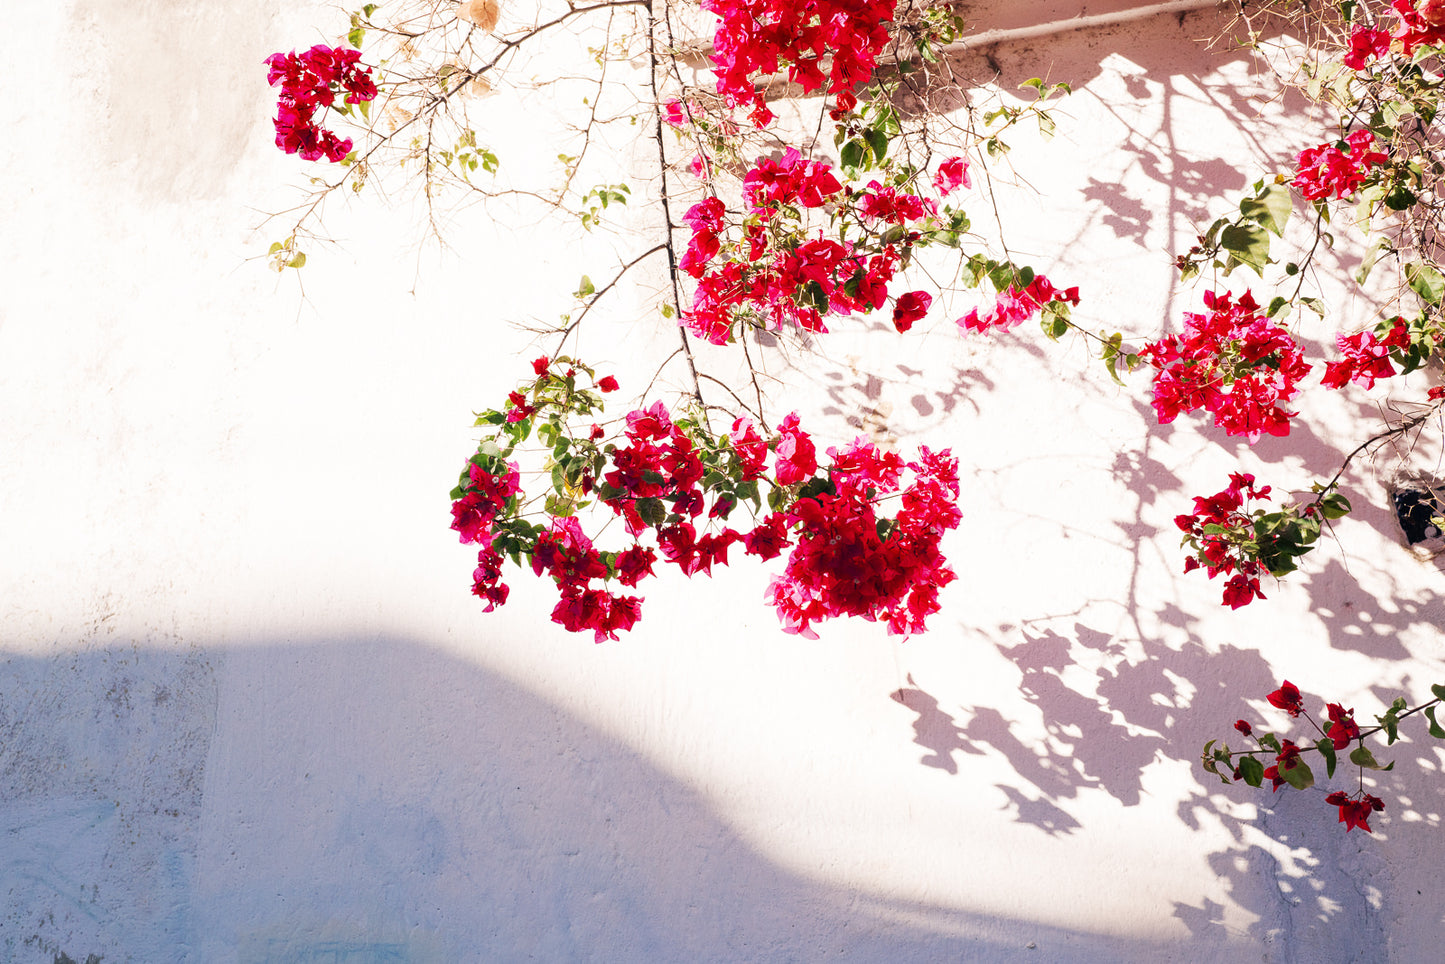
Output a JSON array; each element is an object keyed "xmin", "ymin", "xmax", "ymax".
[{"xmin": 3, "ymin": 1, "xmax": 1443, "ymax": 961}]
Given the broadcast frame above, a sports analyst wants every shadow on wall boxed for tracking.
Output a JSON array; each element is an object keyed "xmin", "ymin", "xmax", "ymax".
[
  {"xmin": 3, "ymin": 634, "xmax": 1281, "ymax": 964},
  {"xmin": 892, "ymin": 611, "xmax": 1445, "ymax": 962}
]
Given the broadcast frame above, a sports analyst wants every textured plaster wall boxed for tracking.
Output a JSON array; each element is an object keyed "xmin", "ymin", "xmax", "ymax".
[{"xmin": 3, "ymin": 1, "xmax": 1443, "ymax": 962}]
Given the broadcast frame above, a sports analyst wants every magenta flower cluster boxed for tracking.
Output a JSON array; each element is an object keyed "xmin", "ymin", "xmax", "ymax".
[{"xmin": 265, "ymin": 45, "xmax": 377, "ymax": 163}]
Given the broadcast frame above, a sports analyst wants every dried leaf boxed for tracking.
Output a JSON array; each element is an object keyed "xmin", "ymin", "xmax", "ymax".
[{"xmin": 457, "ymin": 0, "xmax": 500, "ymax": 32}]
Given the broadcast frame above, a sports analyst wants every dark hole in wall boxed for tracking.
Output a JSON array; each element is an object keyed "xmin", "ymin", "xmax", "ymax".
[{"xmin": 1393, "ymin": 486, "xmax": 1445, "ymax": 545}]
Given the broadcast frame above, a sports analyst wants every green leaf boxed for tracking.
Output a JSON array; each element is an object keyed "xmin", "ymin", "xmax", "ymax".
[
  {"xmin": 1238, "ymin": 754, "xmax": 1265, "ymax": 787},
  {"xmin": 1377, "ymin": 697, "xmax": 1407, "ymax": 744},
  {"xmin": 1316, "ymin": 737, "xmax": 1338, "ymax": 778},
  {"xmin": 575, "ymin": 275, "xmax": 595, "ymax": 299},
  {"xmin": 543, "ymin": 493, "xmax": 576, "ymax": 517},
  {"xmin": 864, "ymin": 127, "xmax": 889, "ymax": 163},
  {"xmin": 363, "ymin": 3, "xmax": 377, "ymax": 15},
  {"xmin": 288, "ymin": 252, "xmax": 307, "ymax": 269},
  {"xmin": 1432, "ymin": 683, "xmax": 1445, "ymax": 701},
  {"xmin": 638, "ymin": 496, "xmax": 667, "ymax": 527},
  {"xmin": 1406, "ymin": 261, "xmax": 1445, "ymax": 304},
  {"xmin": 348, "ymin": 26, "xmax": 365, "ymax": 48},
  {"xmin": 1426, "ymin": 705, "xmax": 1445, "ymax": 739},
  {"xmin": 1385, "ymin": 184, "xmax": 1417, "ymax": 211},
  {"xmin": 1281, "ymin": 758, "xmax": 1315, "ymax": 790},
  {"xmin": 840, "ymin": 140, "xmax": 865, "ymax": 170},
  {"xmin": 1349, "ymin": 744, "xmax": 1388, "ymax": 769},
  {"xmin": 1319, "ymin": 493, "xmax": 1351, "ymax": 519},
  {"xmin": 1258, "ymin": 732, "xmax": 1281, "ymax": 752},
  {"xmin": 1219, "ymin": 223, "xmax": 1271, "ymax": 275},
  {"xmin": 1201, "ymin": 740, "xmax": 1225, "ymax": 782},
  {"xmin": 1239, "ymin": 182, "xmax": 1292, "ymax": 236}
]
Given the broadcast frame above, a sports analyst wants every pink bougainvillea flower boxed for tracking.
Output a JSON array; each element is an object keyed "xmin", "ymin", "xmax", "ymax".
[
  {"xmin": 1173, "ymin": 472, "xmax": 1287, "ymax": 608},
  {"xmin": 1393, "ymin": 0, "xmax": 1445, "ymax": 56},
  {"xmin": 773, "ymin": 412, "xmax": 818, "ymax": 485},
  {"xmin": 1321, "ymin": 319, "xmax": 1410, "ymax": 390},
  {"xmin": 891, "ymin": 290, "xmax": 932, "ymax": 332},
  {"xmin": 614, "ymin": 544, "xmax": 657, "ymax": 587},
  {"xmin": 761, "ymin": 443, "xmax": 959, "ymax": 639},
  {"xmin": 1325, "ymin": 702, "xmax": 1361, "ymax": 749},
  {"xmin": 531, "ymin": 356, "xmax": 550, "ymax": 376},
  {"xmin": 743, "ymin": 511, "xmax": 792, "ymax": 560},
  {"xmin": 505, "ymin": 390, "xmax": 535, "ymax": 422},
  {"xmin": 1292, "ymin": 129, "xmax": 1388, "ymax": 201},
  {"xmin": 1267, "ymin": 680, "xmax": 1304, "ymax": 717},
  {"xmin": 265, "ymin": 44, "xmax": 376, "ymax": 163},
  {"xmin": 625, "ymin": 400, "xmax": 673, "ymax": 440},
  {"xmin": 1234, "ymin": 720, "xmax": 1253, "ymax": 737},
  {"xmin": 932, "ymin": 156, "xmax": 971, "ymax": 195},
  {"xmin": 856, "ymin": 181, "xmax": 935, "ymax": 223},
  {"xmin": 701, "ymin": 0, "xmax": 897, "ymax": 128},
  {"xmin": 743, "ymin": 148, "xmax": 843, "ymax": 211},
  {"xmin": 728, "ymin": 417, "xmax": 769, "ymax": 480},
  {"xmin": 1344, "ymin": 25, "xmax": 1393, "ymax": 69},
  {"xmin": 1326, "ymin": 791, "xmax": 1385, "ymax": 832},
  {"xmin": 598, "ymin": 375, "xmax": 620, "ymax": 393},
  {"xmin": 470, "ymin": 547, "xmax": 509, "ymax": 612},
  {"xmin": 1139, "ymin": 290, "xmax": 1310, "ymax": 442},
  {"xmin": 1221, "ymin": 573, "xmax": 1266, "ymax": 609},
  {"xmin": 958, "ymin": 275, "xmax": 1079, "ymax": 334}
]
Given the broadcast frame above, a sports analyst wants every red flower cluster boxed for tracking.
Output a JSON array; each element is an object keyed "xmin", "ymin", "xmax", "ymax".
[
  {"xmin": 451, "ymin": 460, "xmax": 523, "ymax": 611},
  {"xmin": 265, "ymin": 45, "xmax": 377, "ymax": 162},
  {"xmin": 1262, "ymin": 739, "xmax": 1304, "ymax": 792},
  {"xmin": 1321, "ymin": 319, "xmax": 1410, "ymax": 390},
  {"xmin": 453, "ymin": 364, "xmax": 965, "ymax": 643},
  {"xmin": 956, "ymin": 276, "xmax": 1079, "ymax": 334},
  {"xmin": 892, "ymin": 291, "xmax": 932, "ymax": 332},
  {"xmin": 1292, "ymin": 130, "xmax": 1388, "ymax": 201},
  {"xmin": 1139, "ymin": 290, "xmax": 1311, "ymax": 441},
  {"xmin": 744, "ymin": 149, "xmax": 844, "ymax": 211},
  {"xmin": 662, "ymin": 99, "xmax": 698, "ymax": 128},
  {"xmin": 680, "ymin": 152, "xmax": 940, "ymax": 343},
  {"xmin": 602, "ymin": 401, "xmax": 716, "ymax": 533},
  {"xmin": 1344, "ymin": 25, "xmax": 1393, "ymax": 69},
  {"xmin": 932, "ymin": 157, "xmax": 971, "ymax": 196},
  {"xmin": 1325, "ymin": 791, "xmax": 1386, "ymax": 833},
  {"xmin": 701, "ymin": 0, "xmax": 898, "ymax": 125},
  {"xmin": 1267, "ymin": 679, "xmax": 1303, "ymax": 716},
  {"xmin": 1341, "ymin": 3, "xmax": 1445, "ymax": 68},
  {"xmin": 1175, "ymin": 472, "xmax": 1273, "ymax": 609},
  {"xmin": 1227, "ymin": 682, "xmax": 1393, "ymax": 835},
  {"xmin": 532, "ymin": 517, "xmax": 644, "ymax": 642},
  {"xmin": 766, "ymin": 442, "xmax": 960, "ymax": 638},
  {"xmin": 855, "ymin": 180, "xmax": 937, "ymax": 223},
  {"xmin": 772, "ymin": 413, "xmax": 818, "ymax": 485},
  {"xmin": 1325, "ymin": 702, "xmax": 1361, "ymax": 749},
  {"xmin": 1391, "ymin": 0, "xmax": 1445, "ymax": 57}
]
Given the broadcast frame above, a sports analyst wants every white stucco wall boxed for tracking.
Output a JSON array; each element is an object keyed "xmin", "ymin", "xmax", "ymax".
[{"xmin": 3, "ymin": 1, "xmax": 1443, "ymax": 962}]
